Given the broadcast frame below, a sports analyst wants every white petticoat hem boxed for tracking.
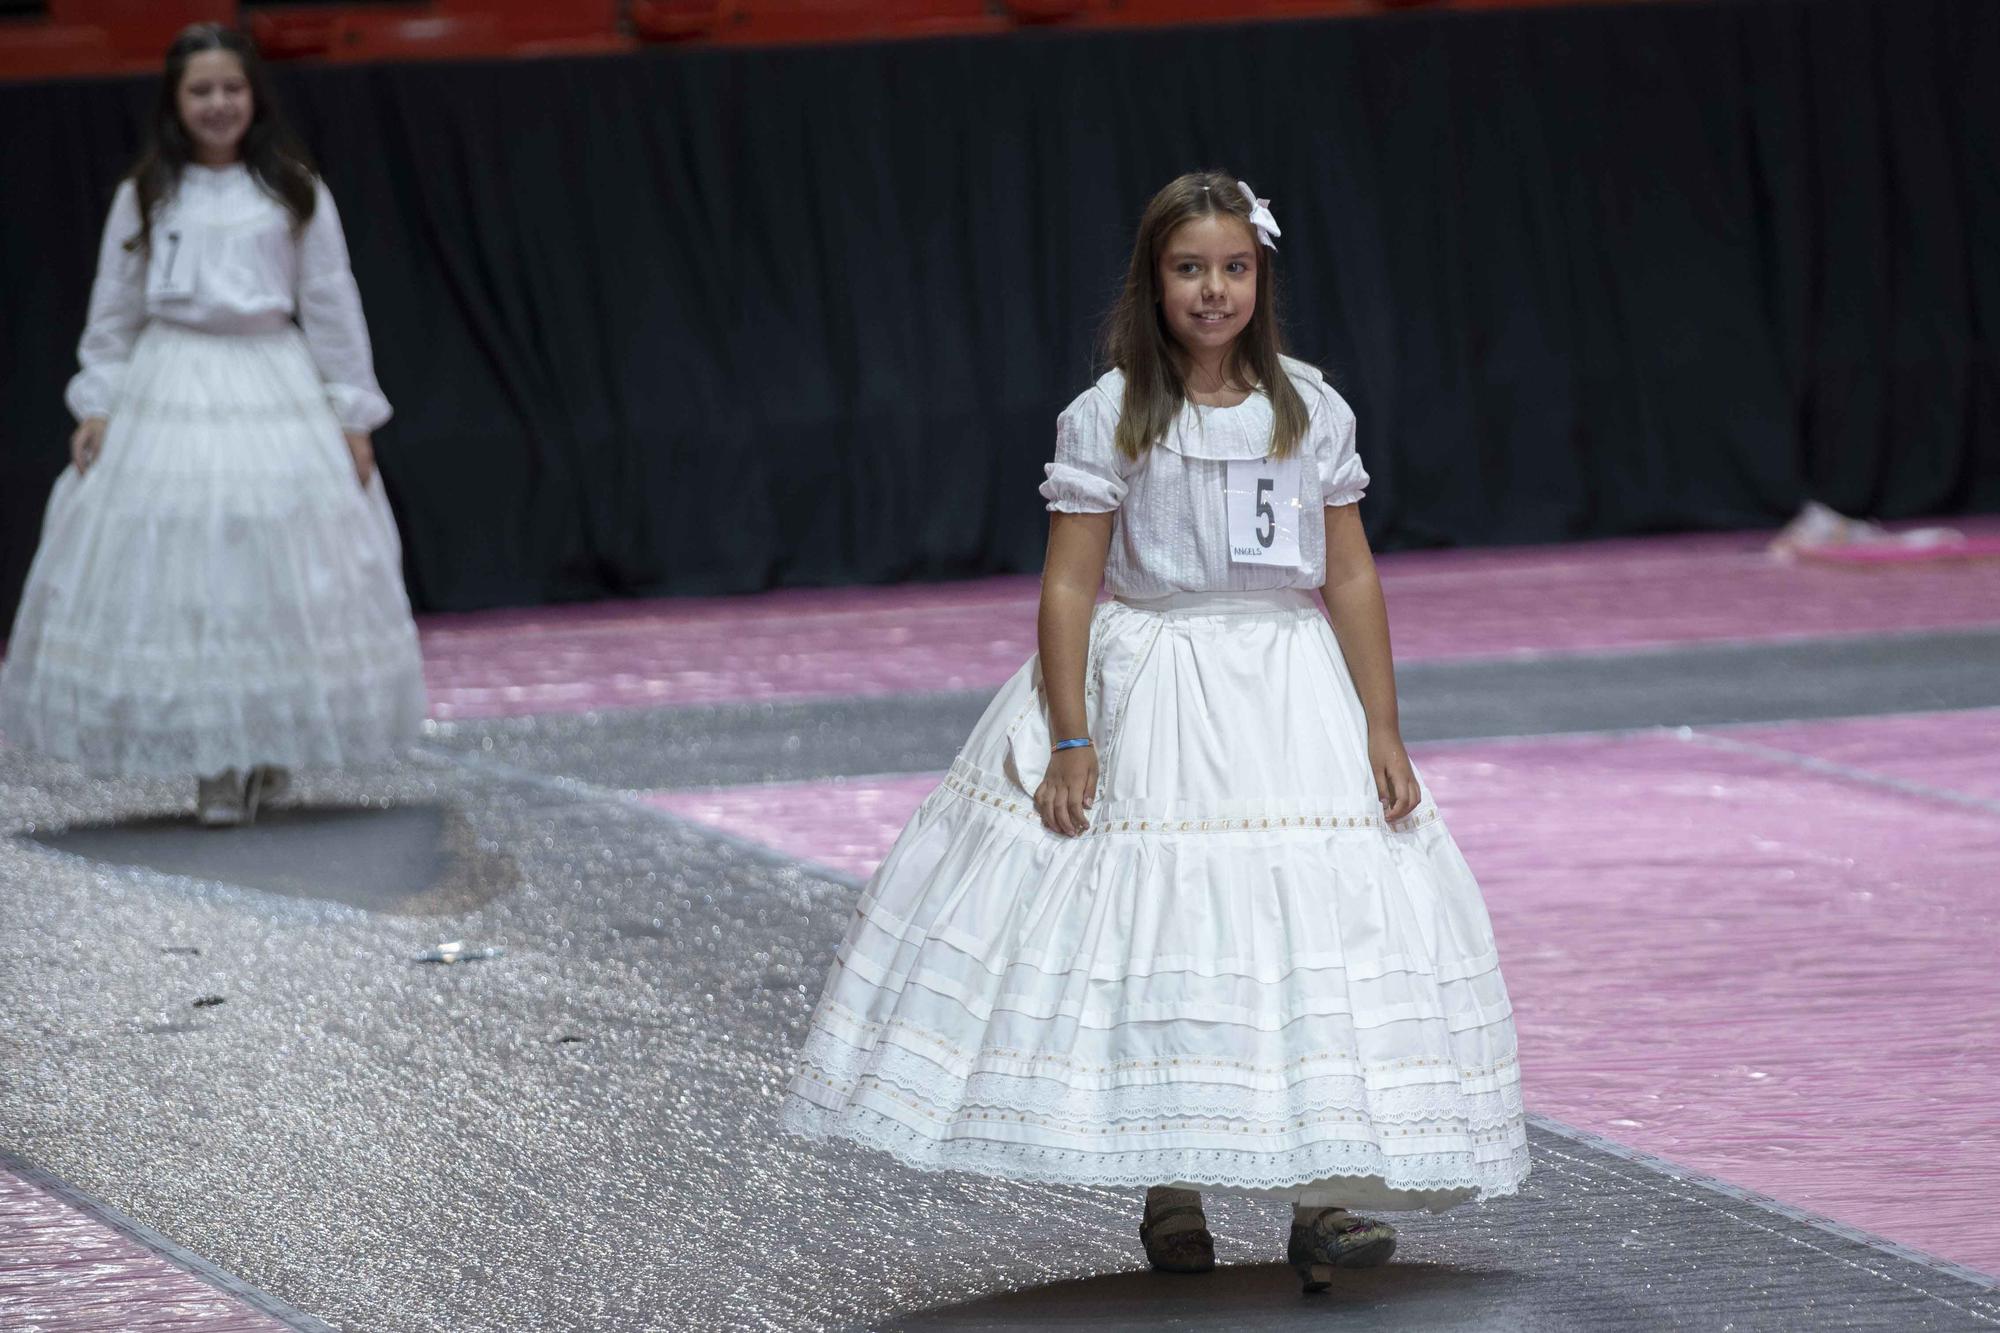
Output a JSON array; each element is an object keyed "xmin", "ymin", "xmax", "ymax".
[{"xmin": 778, "ymin": 1096, "xmax": 1530, "ymax": 1209}]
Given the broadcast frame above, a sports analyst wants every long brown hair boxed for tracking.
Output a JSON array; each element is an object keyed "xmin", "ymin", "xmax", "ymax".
[
  {"xmin": 1101, "ymin": 170, "xmax": 1311, "ymax": 461},
  {"xmin": 124, "ymin": 23, "xmax": 316, "ymax": 255}
]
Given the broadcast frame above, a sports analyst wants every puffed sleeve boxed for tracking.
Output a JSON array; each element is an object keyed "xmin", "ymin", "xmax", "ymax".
[
  {"xmin": 1039, "ymin": 385, "xmax": 1129, "ymax": 513},
  {"xmin": 296, "ymin": 179, "xmax": 392, "ymax": 432},
  {"xmin": 1313, "ymin": 380, "xmax": 1370, "ymax": 507},
  {"xmin": 65, "ymin": 181, "xmax": 147, "ymax": 423}
]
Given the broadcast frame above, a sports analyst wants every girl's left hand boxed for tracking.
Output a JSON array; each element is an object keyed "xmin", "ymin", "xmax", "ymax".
[
  {"xmin": 1369, "ymin": 728, "xmax": 1420, "ymax": 823},
  {"xmin": 345, "ymin": 431, "xmax": 375, "ymax": 488}
]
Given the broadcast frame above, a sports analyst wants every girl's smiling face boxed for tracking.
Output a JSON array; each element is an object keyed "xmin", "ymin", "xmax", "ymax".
[
  {"xmin": 177, "ymin": 49, "xmax": 252, "ymax": 164},
  {"xmin": 1156, "ymin": 212, "xmax": 1259, "ymax": 361}
]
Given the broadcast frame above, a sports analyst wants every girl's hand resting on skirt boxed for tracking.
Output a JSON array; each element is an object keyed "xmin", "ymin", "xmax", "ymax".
[
  {"xmin": 345, "ymin": 432, "xmax": 375, "ymax": 487},
  {"xmin": 1035, "ymin": 745, "xmax": 1098, "ymax": 838},
  {"xmin": 70, "ymin": 416, "xmax": 107, "ymax": 474},
  {"xmin": 1369, "ymin": 729, "xmax": 1421, "ymax": 823}
]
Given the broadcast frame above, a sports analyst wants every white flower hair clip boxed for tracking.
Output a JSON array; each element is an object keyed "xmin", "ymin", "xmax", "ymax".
[{"xmin": 1238, "ymin": 181, "xmax": 1281, "ymax": 250}]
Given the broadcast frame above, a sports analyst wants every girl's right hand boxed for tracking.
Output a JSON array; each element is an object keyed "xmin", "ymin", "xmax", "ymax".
[
  {"xmin": 70, "ymin": 417, "xmax": 108, "ymax": 474},
  {"xmin": 1034, "ymin": 745, "xmax": 1099, "ymax": 838}
]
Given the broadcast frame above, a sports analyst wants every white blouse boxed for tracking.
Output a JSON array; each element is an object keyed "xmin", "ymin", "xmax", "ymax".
[
  {"xmin": 1040, "ymin": 357, "xmax": 1370, "ymax": 597},
  {"xmin": 66, "ymin": 162, "xmax": 391, "ymax": 432}
]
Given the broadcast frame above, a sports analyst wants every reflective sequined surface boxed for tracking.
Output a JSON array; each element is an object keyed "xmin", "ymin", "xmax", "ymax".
[
  {"xmin": 633, "ymin": 712, "xmax": 2000, "ymax": 1279},
  {"xmin": 416, "ymin": 524, "xmax": 2000, "ymax": 718},
  {"xmin": 5, "ymin": 530, "xmax": 2000, "ymax": 1330},
  {"xmin": 0, "ymin": 1160, "xmax": 295, "ymax": 1331}
]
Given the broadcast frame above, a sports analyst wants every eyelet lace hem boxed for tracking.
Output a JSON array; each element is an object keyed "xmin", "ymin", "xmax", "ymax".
[{"xmin": 778, "ymin": 1097, "xmax": 1530, "ymax": 1201}]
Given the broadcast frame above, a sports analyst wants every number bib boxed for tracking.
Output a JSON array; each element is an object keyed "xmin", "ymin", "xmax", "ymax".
[
  {"xmin": 1224, "ymin": 455, "xmax": 1306, "ymax": 568},
  {"xmin": 147, "ymin": 228, "xmax": 197, "ymax": 300}
]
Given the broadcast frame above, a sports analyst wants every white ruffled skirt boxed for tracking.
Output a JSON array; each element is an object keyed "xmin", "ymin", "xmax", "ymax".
[
  {"xmin": 0, "ymin": 322, "xmax": 427, "ymax": 778},
  {"xmin": 780, "ymin": 589, "xmax": 1529, "ymax": 1211}
]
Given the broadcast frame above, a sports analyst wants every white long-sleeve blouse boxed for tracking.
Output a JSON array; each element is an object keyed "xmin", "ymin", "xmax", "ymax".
[
  {"xmin": 1039, "ymin": 357, "xmax": 1370, "ymax": 598},
  {"xmin": 66, "ymin": 162, "xmax": 391, "ymax": 432}
]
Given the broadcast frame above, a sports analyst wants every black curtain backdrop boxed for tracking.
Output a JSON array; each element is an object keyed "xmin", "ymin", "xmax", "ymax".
[{"xmin": 3, "ymin": 0, "xmax": 1996, "ymax": 625}]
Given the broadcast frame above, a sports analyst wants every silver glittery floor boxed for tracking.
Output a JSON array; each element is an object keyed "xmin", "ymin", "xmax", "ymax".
[{"xmin": 5, "ymin": 631, "xmax": 2000, "ymax": 1331}]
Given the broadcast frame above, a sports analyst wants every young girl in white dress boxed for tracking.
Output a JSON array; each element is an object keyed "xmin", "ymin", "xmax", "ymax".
[
  {"xmin": 780, "ymin": 172, "xmax": 1528, "ymax": 1290},
  {"xmin": 0, "ymin": 24, "xmax": 426, "ymax": 825}
]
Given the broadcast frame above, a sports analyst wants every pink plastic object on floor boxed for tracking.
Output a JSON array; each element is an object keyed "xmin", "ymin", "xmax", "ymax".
[{"xmin": 1770, "ymin": 501, "xmax": 2000, "ymax": 566}]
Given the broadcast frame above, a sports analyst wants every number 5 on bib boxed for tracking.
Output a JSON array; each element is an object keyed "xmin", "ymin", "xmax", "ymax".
[{"xmin": 1225, "ymin": 455, "xmax": 1306, "ymax": 568}]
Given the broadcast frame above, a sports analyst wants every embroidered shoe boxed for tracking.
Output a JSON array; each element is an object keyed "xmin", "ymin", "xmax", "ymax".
[
  {"xmin": 1287, "ymin": 1208, "xmax": 1397, "ymax": 1291},
  {"xmin": 1140, "ymin": 1188, "xmax": 1216, "ymax": 1274},
  {"xmin": 197, "ymin": 770, "xmax": 247, "ymax": 827}
]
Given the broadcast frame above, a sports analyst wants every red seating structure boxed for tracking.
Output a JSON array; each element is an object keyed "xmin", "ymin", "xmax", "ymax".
[
  {"xmin": 0, "ymin": 0, "xmax": 1689, "ymax": 81},
  {"xmin": 633, "ymin": 0, "xmax": 1005, "ymax": 45},
  {"xmin": 47, "ymin": 0, "xmax": 236, "ymax": 53},
  {"xmin": 249, "ymin": 1, "xmax": 622, "ymax": 63},
  {"xmin": 0, "ymin": 0, "xmax": 231, "ymax": 78}
]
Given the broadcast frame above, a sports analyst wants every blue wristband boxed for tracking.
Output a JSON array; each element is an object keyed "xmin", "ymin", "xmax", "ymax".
[{"xmin": 1052, "ymin": 737, "xmax": 1093, "ymax": 752}]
